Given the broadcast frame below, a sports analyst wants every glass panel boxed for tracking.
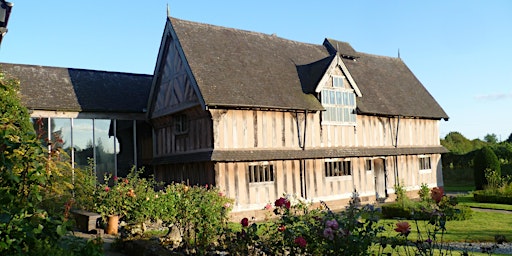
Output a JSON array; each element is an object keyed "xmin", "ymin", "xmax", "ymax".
[
  {"xmin": 94, "ymin": 119, "xmax": 116, "ymax": 182},
  {"xmin": 329, "ymin": 90, "xmax": 335, "ymax": 104},
  {"xmin": 52, "ymin": 118, "xmax": 72, "ymax": 162},
  {"xmin": 336, "ymin": 91, "xmax": 342, "ymax": 105},
  {"xmin": 321, "ymin": 92, "xmax": 328, "ymax": 104},
  {"xmin": 343, "ymin": 92, "xmax": 349, "ymax": 106},
  {"xmin": 73, "ymin": 119, "xmax": 94, "ymax": 171},
  {"xmin": 32, "ymin": 117, "xmax": 49, "ymax": 147},
  {"xmin": 337, "ymin": 107, "xmax": 343, "ymax": 122},
  {"xmin": 349, "ymin": 93, "xmax": 356, "ymax": 107},
  {"xmin": 116, "ymin": 120, "xmax": 135, "ymax": 177}
]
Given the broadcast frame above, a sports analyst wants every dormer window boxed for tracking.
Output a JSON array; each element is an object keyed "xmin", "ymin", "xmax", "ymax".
[
  {"xmin": 321, "ymin": 76, "xmax": 356, "ymax": 125},
  {"xmin": 333, "ymin": 76, "xmax": 344, "ymax": 88}
]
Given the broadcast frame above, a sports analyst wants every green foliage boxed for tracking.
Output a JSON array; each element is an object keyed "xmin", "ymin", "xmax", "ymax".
[
  {"xmin": 0, "ymin": 72, "xmax": 76, "ymax": 255},
  {"xmin": 224, "ymin": 193, "xmax": 383, "ymax": 255},
  {"xmin": 165, "ymin": 184, "xmax": 233, "ymax": 252},
  {"xmin": 474, "ymin": 147, "xmax": 501, "ymax": 190},
  {"xmin": 441, "ymin": 131, "xmax": 485, "ymax": 154},
  {"xmin": 484, "ymin": 133, "xmax": 499, "ymax": 144},
  {"xmin": 418, "ymin": 183, "xmax": 430, "ymax": 202}
]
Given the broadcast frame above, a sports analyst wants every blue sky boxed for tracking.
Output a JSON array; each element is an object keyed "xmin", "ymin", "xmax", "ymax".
[{"xmin": 1, "ymin": 1, "xmax": 511, "ymax": 141}]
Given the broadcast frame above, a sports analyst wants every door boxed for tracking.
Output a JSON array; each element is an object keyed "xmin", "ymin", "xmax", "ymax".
[{"xmin": 374, "ymin": 158, "xmax": 387, "ymax": 200}]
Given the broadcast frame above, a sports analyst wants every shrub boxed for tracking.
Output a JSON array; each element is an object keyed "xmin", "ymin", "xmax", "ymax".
[
  {"xmin": 0, "ymin": 72, "xmax": 74, "ymax": 255},
  {"xmin": 225, "ymin": 193, "xmax": 384, "ymax": 255},
  {"xmin": 474, "ymin": 146, "xmax": 501, "ymax": 190}
]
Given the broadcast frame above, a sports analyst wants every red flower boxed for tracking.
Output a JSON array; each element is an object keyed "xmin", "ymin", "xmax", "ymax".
[
  {"xmin": 431, "ymin": 187, "xmax": 444, "ymax": 203},
  {"xmin": 240, "ymin": 217, "xmax": 249, "ymax": 227},
  {"xmin": 113, "ymin": 176, "xmax": 118, "ymax": 181},
  {"xmin": 275, "ymin": 197, "xmax": 291, "ymax": 209},
  {"xmin": 394, "ymin": 221, "xmax": 411, "ymax": 235},
  {"xmin": 104, "ymin": 186, "xmax": 110, "ymax": 192},
  {"xmin": 124, "ymin": 178, "xmax": 129, "ymax": 184},
  {"xmin": 278, "ymin": 224, "xmax": 286, "ymax": 232},
  {"xmin": 294, "ymin": 236, "xmax": 307, "ymax": 248}
]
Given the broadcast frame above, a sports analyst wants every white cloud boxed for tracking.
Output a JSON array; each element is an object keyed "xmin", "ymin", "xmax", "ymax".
[{"xmin": 474, "ymin": 93, "xmax": 512, "ymax": 101}]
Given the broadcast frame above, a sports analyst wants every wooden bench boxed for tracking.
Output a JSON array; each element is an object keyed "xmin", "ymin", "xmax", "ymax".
[{"xmin": 71, "ymin": 209, "xmax": 101, "ymax": 232}]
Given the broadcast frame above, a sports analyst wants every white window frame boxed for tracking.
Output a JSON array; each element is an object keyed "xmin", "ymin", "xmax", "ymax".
[
  {"xmin": 321, "ymin": 76, "xmax": 356, "ymax": 125},
  {"xmin": 248, "ymin": 162, "xmax": 275, "ymax": 184},
  {"xmin": 419, "ymin": 155, "xmax": 432, "ymax": 174},
  {"xmin": 325, "ymin": 159, "xmax": 352, "ymax": 180},
  {"xmin": 365, "ymin": 159, "xmax": 373, "ymax": 173}
]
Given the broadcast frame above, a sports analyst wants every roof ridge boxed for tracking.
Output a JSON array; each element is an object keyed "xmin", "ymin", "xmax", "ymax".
[
  {"xmin": 0, "ymin": 62, "xmax": 152, "ymax": 77},
  {"xmin": 170, "ymin": 17, "xmax": 321, "ymax": 48}
]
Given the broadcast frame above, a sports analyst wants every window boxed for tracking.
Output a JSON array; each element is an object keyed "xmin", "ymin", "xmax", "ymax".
[
  {"xmin": 325, "ymin": 159, "xmax": 352, "ymax": 177},
  {"xmin": 419, "ymin": 156, "xmax": 431, "ymax": 170},
  {"xmin": 321, "ymin": 76, "xmax": 356, "ymax": 125},
  {"xmin": 365, "ymin": 159, "xmax": 373, "ymax": 172},
  {"xmin": 248, "ymin": 163, "xmax": 275, "ymax": 183},
  {"xmin": 174, "ymin": 114, "xmax": 188, "ymax": 134},
  {"xmin": 333, "ymin": 76, "xmax": 344, "ymax": 88}
]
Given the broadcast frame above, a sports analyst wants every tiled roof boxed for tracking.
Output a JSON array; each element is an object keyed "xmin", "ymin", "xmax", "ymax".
[
  {"xmin": 168, "ymin": 17, "xmax": 448, "ymax": 120},
  {"xmin": 0, "ymin": 63, "xmax": 152, "ymax": 114}
]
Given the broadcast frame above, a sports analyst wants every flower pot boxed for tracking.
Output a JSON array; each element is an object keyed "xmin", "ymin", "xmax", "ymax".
[{"xmin": 106, "ymin": 215, "xmax": 119, "ymax": 235}]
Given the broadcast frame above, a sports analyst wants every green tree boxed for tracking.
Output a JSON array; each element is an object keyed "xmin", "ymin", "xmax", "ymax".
[
  {"xmin": 506, "ymin": 133, "xmax": 512, "ymax": 143},
  {"xmin": 473, "ymin": 146, "xmax": 501, "ymax": 190},
  {"xmin": 441, "ymin": 131, "xmax": 473, "ymax": 154},
  {"xmin": 0, "ymin": 73, "xmax": 72, "ymax": 254},
  {"xmin": 484, "ymin": 133, "xmax": 499, "ymax": 144}
]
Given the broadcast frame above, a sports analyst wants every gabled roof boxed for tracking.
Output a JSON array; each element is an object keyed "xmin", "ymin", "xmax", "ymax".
[
  {"xmin": 0, "ymin": 63, "xmax": 152, "ymax": 114},
  {"xmin": 166, "ymin": 17, "xmax": 448, "ymax": 120},
  {"xmin": 168, "ymin": 17, "xmax": 326, "ymax": 111}
]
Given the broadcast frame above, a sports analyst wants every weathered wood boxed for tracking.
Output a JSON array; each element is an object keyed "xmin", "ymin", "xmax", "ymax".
[{"xmin": 71, "ymin": 209, "xmax": 101, "ymax": 232}]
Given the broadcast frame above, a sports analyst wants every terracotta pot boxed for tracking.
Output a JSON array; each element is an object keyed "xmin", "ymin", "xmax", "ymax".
[{"xmin": 106, "ymin": 215, "xmax": 119, "ymax": 235}]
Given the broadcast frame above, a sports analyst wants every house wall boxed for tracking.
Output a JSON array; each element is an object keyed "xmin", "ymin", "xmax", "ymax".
[
  {"xmin": 209, "ymin": 108, "xmax": 443, "ymax": 213},
  {"xmin": 209, "ymin": 109, "xmax": 441, "ymax": 150},
  {"xmin": 152, "ymin": 106, "xmax": 212, "ymax": 157},
  {"xmin": 216, "ymin": 153, "xmax": 442, "ymax": 213}
]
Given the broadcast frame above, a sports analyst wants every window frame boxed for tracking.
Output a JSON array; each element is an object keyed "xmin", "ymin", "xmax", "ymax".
[
  {"xmin": 174, "ymin": 114, "xmax": 189, "ymax": 134},
  {"xmin": 324, "ymin": 159, "xmax": 352, "ymax": 179},
  {"xmin": 419, "ymin": 155, "xmax": 432, "ymax": 174},
  {"xmin": 365, "ymin": 159, "xmax": 373, "ymax": 172},
  {"xmin": 248, "ymin": 162, "xmax": 275, "ymax": 184},
  {"xmin": 321, "ymin": 76, "xmax": 357, "ymax": 125}
]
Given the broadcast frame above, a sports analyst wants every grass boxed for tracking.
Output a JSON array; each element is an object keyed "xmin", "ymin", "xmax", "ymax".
[
  {"xmin": 381, "ymin": 211, "xmax": 512, "ymax": 243},
  {"xmin": 456, "ymin": 193, "xmax": 512, "ymax": 211}
]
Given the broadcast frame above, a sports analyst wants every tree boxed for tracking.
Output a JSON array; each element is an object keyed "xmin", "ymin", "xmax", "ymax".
[
  {"xmin": 441, "ymin": 131, "xmax": 473, "ymax": 154},
  {"xmin": 0, "ymin": 72, "xmax": 72, "ymax": 254},
  {"xmin": 473, "ymin": 146, "xmax": 501, "ymax": 190},
  {"xmin": 506, "ymin": 132, "xmax": 512, "ymax": 144},
  {"xmin": 484, "ymin": 133, "xmax": 499, "ymax": 144}
]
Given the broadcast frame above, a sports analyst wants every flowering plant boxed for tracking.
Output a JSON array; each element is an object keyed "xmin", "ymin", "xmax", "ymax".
[{"xmin": 94, "ymin": 174, "xmax": 131, "ymax": 219}]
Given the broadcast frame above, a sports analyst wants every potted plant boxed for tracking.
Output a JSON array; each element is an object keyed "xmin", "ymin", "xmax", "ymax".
[{"xmin": 95, "ymin": 175, "xmax": 135, "ymax": 235}]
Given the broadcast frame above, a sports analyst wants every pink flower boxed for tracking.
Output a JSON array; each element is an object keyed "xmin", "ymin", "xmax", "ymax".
[
  {"xmin": 264, "ymin": 203, "xmax": 272, "ymax": 210},
  {"xmin": 223, "ymin": 202, "xmax": 231, "ymax": 209},
  {"xmin": 240, "ymin": 217, "xmax": 249, "ymax": 227},
  {"xmin": 275, "ymin": 197, "xmax": 291, "ymax": 209},
  {"xmin": 123, "ymin": 178, "xmax": 129, "ymax": 184},
  {"xmin": 326, "ymin": 219, "xmax": 339, "ymax": 230},
  {"xmin": 294, "ymin": 236, "xmax": 307, "ymax": 248},
  {"xmin": 218, "ymin": 191, "xmax": 225, "ymax": 197},
  {"xmin": 104, "ymin": 186, "xmax": 110, "ymax": 192},
  {"xmin": 113, "ymin": 176, "xmax": 118, "ymax": 181},
  {"xmin": 323, "ymin": 227, "xmax": 334, "ymax": 240}
]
